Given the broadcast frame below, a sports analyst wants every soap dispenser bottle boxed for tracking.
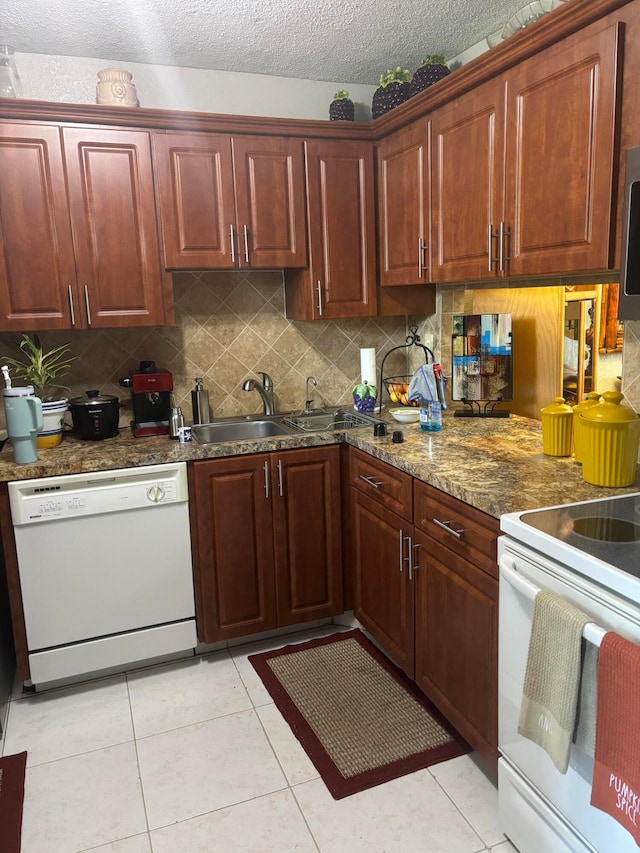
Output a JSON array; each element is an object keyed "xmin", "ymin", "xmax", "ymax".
[{"xmin": 191, "ymin": 378, "xmax": 211, "ymax": 425}]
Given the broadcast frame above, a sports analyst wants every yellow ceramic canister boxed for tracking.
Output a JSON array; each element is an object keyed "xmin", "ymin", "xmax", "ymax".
[
  {"xmin": 572, "ymin": 391, "xmax": 601, "ymax": 464},
  {"xmin": 580, "ymin": 391, "xmax": 640, "ymax": 487},
  {"xmin": 540, "ymin": 396, "xmax": 574, "ymax": 457}
]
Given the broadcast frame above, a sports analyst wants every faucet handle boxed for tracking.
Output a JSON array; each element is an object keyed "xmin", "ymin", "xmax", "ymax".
[{"xmin": 258, "ymin": 371, "xmax": 273, "ymax": 390}]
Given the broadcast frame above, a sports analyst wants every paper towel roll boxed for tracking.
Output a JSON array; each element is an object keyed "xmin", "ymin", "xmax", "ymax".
[{"xmin": 360, "ymin": 348, "xmax": 377, "ymax": 386}]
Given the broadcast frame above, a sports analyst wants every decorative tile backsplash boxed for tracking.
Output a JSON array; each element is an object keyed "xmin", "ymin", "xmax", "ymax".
[{"xmin": 0, "ymin": 271, "xmax": 416, "ymax": 428}]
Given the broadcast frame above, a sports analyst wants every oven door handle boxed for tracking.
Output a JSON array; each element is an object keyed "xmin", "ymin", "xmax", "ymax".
[{"xmin": 499, "ymin": 554, "xmax": 608, "ymax": 648}]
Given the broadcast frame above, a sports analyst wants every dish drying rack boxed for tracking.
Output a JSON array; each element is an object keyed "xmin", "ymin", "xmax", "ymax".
[{"xmin": 378, "ymin": 325, "xmax": 435, "ymax": 411}]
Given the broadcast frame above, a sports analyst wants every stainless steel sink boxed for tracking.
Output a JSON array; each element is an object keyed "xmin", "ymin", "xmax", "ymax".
[
  {"xmin": 192, "ymin": 408, "xmax": 383, "ymax": 445},
  {"xmin": 193, "ymin": 418, "xmax": 294, "ymax": 444}
]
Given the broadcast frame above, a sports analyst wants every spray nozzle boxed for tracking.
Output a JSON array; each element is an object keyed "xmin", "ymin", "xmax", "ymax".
[{"xmin": 1, "ymin": 365, "xmax": 11, "ymax": 389}]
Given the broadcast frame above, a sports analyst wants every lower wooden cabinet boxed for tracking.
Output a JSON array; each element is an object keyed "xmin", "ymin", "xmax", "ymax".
[
  {"xmin": 190, "ymin": 446, "xmax": 343, "ymax": 643},
  {"xmin": 349, "ymin": 447, "xmax": 499, "ymax": 768},
  {"xmin": 413, "ymin": 529, "xmax": 498, "ymax": 766},
  {"xmin": 351, "ymin": 490, "xmax": 415, "ymax": 675}
]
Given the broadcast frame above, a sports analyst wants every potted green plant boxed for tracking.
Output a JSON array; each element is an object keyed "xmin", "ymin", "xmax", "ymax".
[
  {"xmin": 372, "ymin": 67, "xmax": 411, "ymax": 119},
  {"xmin": 3, "ymin": 334, "xmax": 77, "ymax": 448},
  {"xmin": 409, "ymin": 55, "xmax": 451, "ymax": 97},
  {"xmin": 329, "ymin": 89, "xmax": 355, "ymax": 121}
]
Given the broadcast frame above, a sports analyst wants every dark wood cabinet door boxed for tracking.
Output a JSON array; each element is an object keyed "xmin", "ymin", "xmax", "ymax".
[
  {"xmin": 153, "ymin": 132, "xmax": 236, "ymax": 269},
  {"xmin": 505, "ymin": 20, "xmax": 621, "ymax": 277},
  {"xmin": 232, "ymin": 135, "xmax": 307, "ymax": 268},
  {"xmin": 431, "ymin": 80, "xmax": 506, "ymax": 283},
  {"xmin": 273, "ymin": 446, "xmax": 343, "ymax": 626},
  {"xmin": 0, "ymin": 123, "xmax": 77, "ymax": 331},
  {"xmin": 190, "ymin": 455, "xmax": 276, "ymax": 643},
  {"xmin": 413, "ymin": 530, "xmax": 498, "ymax": 766},
  {"xmin": 377, "ymin": 118, "xmax": 430, "ymax": 287},
  {"xmin": 304, "ymin": 139, "xmax": 376, "ymax": 318},
  {"xmin": 62, "ymin": 127, "xmax": 169, "ymax": 327},
  {"xmin": 351, "ymin": 489, "xmax": 414, "ymax": 676}
]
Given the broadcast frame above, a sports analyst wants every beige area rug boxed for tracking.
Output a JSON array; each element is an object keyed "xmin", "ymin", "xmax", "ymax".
[{"xmin": 249, "ymin": 629, "xmax": 469, "ymax": 798}]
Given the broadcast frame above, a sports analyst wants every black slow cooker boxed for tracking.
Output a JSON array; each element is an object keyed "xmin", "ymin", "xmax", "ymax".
[{"xmin": 69, "ymin": 390, "xmax": 121, "ymax": 440}]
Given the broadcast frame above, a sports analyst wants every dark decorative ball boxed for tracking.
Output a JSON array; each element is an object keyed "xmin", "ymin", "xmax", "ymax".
[
  {"xmin": 329, "ymin": 99, "xmax": 355, "ymax": 121},
  {"xmin": 409, "ymin": 64, "xmax": 451, "ymax": 98},
  {"xmin": 371, "ymin": 81, "xmax": 411, "ymax": 120}
]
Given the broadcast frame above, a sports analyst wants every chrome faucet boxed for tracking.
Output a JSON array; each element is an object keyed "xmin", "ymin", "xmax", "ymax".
[
  {"xmin": 303, "ymin": 376, "xmax": 318, "ymax": 413},
  {"xmin": 242, "ymin": 371, "xmax": 275, "ymax": 415}
]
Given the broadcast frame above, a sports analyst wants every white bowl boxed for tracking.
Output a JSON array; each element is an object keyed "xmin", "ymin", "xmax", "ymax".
[{"xmin": 389, "ymin": 407, "xmax": 420, "ymax": 424}]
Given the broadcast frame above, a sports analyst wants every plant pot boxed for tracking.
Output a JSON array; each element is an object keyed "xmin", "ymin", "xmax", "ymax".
[
  {"xmin": 37, "ymin": 399, "xmax": 68, "ymax": 449},
  {"xmin": 409, "ymin": 63, "xmax": 450, "ymax": 98},
  {"xmin": 372, "ymin": 82, "xmax": 411, "ymax": 119},
  {"xmin": 329, "ymin": 98, "xmax": 355, "ymax": 121}
]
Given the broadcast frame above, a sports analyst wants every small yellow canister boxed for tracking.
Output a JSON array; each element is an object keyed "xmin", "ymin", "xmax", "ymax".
[
  {"xmin": 580, "ymin": 391, "xmax": 640, "ymax": 487},
  {"xmin": 573, "ymin": 391, "xmax": 601, "ymax": 464},
  {"xmin": 540, "ymin": 396, "xmax": 573, "ymax": 456}
]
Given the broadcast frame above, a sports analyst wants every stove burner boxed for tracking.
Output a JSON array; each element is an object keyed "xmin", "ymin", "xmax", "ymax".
[{"xmin": 573, "ymin": 516, "xmax": 640, "ymax": 543}]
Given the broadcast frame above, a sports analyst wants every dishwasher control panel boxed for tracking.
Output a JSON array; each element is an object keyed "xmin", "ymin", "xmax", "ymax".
[{"xmin": 8, "ymin": 462, "xmax": 188, "ymax": 525}]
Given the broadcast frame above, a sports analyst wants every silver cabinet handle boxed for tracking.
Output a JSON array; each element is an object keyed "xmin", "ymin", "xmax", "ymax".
[
  {"xmin": 432, "ymin": 517, "xmax": 464, "ymax": 539},
  {"xmin": 418, "ymin": 237, "xmax": 429, "ymax": 278},
  {"xmin": 277, "ymin": 459, "xmax": 283, "ymax": 497},
  {"xmin": 229, "ymin": 223, "xmax": 236, "ymax": 264},
  {"xmin": 399, "ymin": 529, "xmax": 412, "ymax": 573},
  {"xmin": 243, "ymin": 224, "xmax": 250, "ymax": 264},
  {"xmin": 359, "ymin": 474, "xmax": 382, "ymax": 489},
  {"xmin": 488, "ymin": 223, "xmax": 499, "ymax": 271},
  {"xmin": 409, "ymin": 542, "xmax": 420, "ymax": 581},
  {"xmin": 263, "ymin": 460, "xmax": 270, "ymax": 499},
  {"xmin": 68, "ymin": 285, "xmax": 76, "ymax": 326},
  {"xmin": 399, "ymin": 528, "xmax": 405, "ymax": 571},
  {"xmin": 499, "ymin": 221, "xmax": 511, "ymax": 272},
  {"xmin": 316, "ymin": 280, "xmax": 323, "ymax": 316},
  {"xmin": 83, "ymin": 285, "xmax": 92, "ymax": 325}
]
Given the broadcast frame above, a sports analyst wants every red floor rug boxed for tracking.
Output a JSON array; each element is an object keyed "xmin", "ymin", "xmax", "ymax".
[
  {"xmin": 0, "ymin": 750, "xmax": 27, "ymax": 853},
  {"xmin": 249, "ymin": 629, "xmax": 469, "ymax": 799}
]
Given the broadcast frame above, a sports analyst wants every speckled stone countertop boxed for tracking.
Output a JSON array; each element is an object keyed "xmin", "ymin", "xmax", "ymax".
[{"xmin": 1, "ymin": 412, "xmax": 638, "ymax": 519}]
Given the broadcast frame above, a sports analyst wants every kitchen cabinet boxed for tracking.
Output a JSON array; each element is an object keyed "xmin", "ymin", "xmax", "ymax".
[
  {"xmin": 153, "ymin": 131, "xmax": 307, "ymax": 270},
  {"xmin": 376, "ymin": 118, "xmax": 431, "ymax": 287},
  {"xmin": 349, "ymin": 447, "xmax": 499, "ymax": 767},
  {"xmin": 0, "ymin": 122, "xmax": 171, "ymax": 331},
  {"xmin": 190, "ymin": 446, "xmax": 342, "ymax": 643},
  {"xmin": 284, "ymin": 139, "xmax": 377, "ymax": 319},
  {"xmin": 431, "ymin": 18, "xmax": 620, "ymax": 282},
  {"xmin": 350, "ymin": 449, "xmax": 414, "ymax": 674},
  {"xmin": 413, "ymin": 481, "xmax": 499, "ymax": 766}
]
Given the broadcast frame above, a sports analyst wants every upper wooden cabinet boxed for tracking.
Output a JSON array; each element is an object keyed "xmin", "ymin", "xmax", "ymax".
[
  {"xmin": 431, "ymin": 18, "xmax": 621, "ymax": 282},
  {"xmin": 284, "ymin": 138, "xmax": 377, "ymax": 319},
  {"xmin": 376, "ymin": 118, "xmax": 431, "ymax": 287},
  {"xmin": 0, "ymin": 123, "xmax": 170, "ymax": 331},
  {"xmin": 153, "ymin": 131, "xmax": 307, "ymax": 270}
]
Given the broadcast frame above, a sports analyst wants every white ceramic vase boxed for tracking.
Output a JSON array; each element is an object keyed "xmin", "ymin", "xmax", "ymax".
[{"xmin": 96, "ymin": 69, "xmax": 139, "ymax": 106}]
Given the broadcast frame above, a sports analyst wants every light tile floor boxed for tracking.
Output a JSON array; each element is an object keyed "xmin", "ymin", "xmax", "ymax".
[{"xmin": 2, "ymin": 626, "xmax": 518, "ymax": 852}]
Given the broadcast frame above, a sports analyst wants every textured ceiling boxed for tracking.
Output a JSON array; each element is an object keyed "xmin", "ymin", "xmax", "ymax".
[{"xmin": 1, "ymin": 0, "xmax": 538, "ymax": 85}]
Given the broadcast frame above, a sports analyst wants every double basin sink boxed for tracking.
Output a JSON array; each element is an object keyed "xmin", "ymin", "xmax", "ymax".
[{"xmin": 192, "ymin": 408, "xmax": 383, "ymax": 445}]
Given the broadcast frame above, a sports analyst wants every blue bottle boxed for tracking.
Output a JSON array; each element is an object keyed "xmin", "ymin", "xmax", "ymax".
[{"xmin": 419, "ymin": 401, "xmax": 442, "ymax": 432}]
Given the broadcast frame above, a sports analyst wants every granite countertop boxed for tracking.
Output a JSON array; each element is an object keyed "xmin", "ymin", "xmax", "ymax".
[{"xmin": 1, "ymin": 412, "xmax": 638, "ymax": 519}]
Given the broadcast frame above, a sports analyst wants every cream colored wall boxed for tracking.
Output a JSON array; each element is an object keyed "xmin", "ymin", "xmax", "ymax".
[{"xmin": 14, "ymin": 51, "xmax": 377, "ymax": 120}]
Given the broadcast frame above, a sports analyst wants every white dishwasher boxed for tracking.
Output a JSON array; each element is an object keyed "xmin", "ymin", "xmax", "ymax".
[{"xmin": 9, "ymin": 462, "xmax": 197, "ymax": 687}]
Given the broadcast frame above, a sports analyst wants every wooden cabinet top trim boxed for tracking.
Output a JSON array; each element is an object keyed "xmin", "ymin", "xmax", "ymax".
[{"xmin": 0, "ymin": 0, "xmax": 628, "ymax": 141}]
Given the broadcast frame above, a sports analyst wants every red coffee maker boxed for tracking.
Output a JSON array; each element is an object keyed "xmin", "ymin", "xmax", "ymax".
[{"xmin": 119, "ymin": 361, "xmax": 173, "ymax": 437}]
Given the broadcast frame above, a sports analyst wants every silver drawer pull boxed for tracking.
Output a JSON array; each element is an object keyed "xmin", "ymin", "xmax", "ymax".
[
  {"xmin": 360, "ymin": 474, "xmax": 383, "ymax": 489},
  {"xmin": 432, "ymin": 517, "xmax": 464, "ymax": 539}
]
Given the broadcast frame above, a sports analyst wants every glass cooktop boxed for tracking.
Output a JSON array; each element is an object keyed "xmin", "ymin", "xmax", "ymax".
[{"xmin": 520, "ymin": 492, "xmax": 640, "ymax": 578}]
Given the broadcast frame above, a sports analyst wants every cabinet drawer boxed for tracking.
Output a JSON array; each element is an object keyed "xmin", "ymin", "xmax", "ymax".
[
  {"xmin": 349, "ymin": 448, "xmax": 412, "ymax": 522},
  {"xmin": 413, "ymin": 481, "xmax": 499, "ymax": 578}
]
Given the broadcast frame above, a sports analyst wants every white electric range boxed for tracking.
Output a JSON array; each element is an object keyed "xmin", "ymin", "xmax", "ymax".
[{"xmin": 499, "ymin": 492, "xmax": 640, "ymax": 853}]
